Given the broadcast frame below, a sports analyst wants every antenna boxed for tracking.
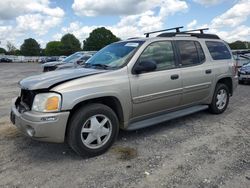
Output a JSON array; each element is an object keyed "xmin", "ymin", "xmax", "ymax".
[{"xmin": 144, "ymin": 26, "xmax": 184, "ymax": 38}]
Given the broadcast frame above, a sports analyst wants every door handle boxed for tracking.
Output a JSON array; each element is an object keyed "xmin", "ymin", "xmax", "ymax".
[
  {"xmin": 205, "ymin": 69, "xmax": 212, "ymax": 74},
  {"xmin": 171, "ymin": 74, "xmax": 179, "ymax": 80}
]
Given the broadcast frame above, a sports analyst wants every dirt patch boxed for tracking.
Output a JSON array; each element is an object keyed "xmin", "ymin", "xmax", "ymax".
[
  {"xmin": 0, "ymin": 123, "xmax": 20, "ymax": 138},
  {"xmin": 112, "ymin": 146, "xmax": 138, "ymax": 160}
]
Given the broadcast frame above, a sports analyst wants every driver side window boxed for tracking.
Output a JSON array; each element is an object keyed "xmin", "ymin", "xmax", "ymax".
[{"xmin": 138, "ymin": 41, "xmax": 176, "ymax": 71}]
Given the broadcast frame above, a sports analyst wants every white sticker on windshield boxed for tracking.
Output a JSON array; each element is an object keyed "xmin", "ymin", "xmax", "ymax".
[{"xmin": 125, "ymin": 43, "xmax": 139, "ymax": 47}]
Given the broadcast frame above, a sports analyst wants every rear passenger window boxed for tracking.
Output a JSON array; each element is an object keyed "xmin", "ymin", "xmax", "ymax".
[
  {"xmin": 138, "ymin": 41, "xmax": 176, "ymax": 71},
  {"xmin": 206, "ymin": 41, "xmax": 231, "ymax": 60},
  {"xmin": 176, "ymin": 41, "xmax": 205, "ymax": 66}
]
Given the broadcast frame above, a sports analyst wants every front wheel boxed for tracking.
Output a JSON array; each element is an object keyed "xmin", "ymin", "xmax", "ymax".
[
  {"xmin": 238, "ymin": 80, "xmax": 244, "ymax": 84},
  {"xmin": 209, "ymin": 83, "xmax": 229, "ymax": 114},
  {"xmin": 67, "ymin": 103, "xmax": 119, "ymax": 157}
]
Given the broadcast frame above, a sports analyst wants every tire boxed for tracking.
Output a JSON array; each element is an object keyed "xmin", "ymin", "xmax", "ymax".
[
  {"xmin": 238, "ymin": 80, "xmax": 244, "ymax": 84},
  {"xmin": 209, "ymin": 83, "xmax": 229, "ymax": 114},
  {"xmin": 67, "ymin": 103, "xmax": 119, "ymax": 157}
]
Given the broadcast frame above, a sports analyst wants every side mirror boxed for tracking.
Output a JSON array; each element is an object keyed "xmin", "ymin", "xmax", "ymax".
[{"xmin": 134, "ymin": 60, "xmax": 157, "ymax": 74}]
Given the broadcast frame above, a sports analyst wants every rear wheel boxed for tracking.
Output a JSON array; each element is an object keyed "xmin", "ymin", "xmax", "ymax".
[
  {"xmin": 67, "ymin": 103, "xmax": 119, "ymax": 157},
  {"xmin": 209, "ymin": 83, "xmax": 229, "ymax": 114}
]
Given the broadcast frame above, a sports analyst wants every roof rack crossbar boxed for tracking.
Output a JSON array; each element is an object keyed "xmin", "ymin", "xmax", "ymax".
[
  {"xmin": 182, "ymin": 28, "xmax": 209, "ymax": 34},
  {"xmin": 144, "ymin": 26, "xmax": 184, "ymax": 37}
]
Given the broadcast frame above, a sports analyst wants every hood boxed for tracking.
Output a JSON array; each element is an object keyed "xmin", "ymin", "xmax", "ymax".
[
  {"xmin": 41, "ymin": 61, "xmax": 65, "ymax": 67},
  {"xmin": 241, "ymin": 63, "xmax": 250, "ymax": 70},
  {"xmin": 19, "ymin": 68, "xmax": 107, "ymax": 90},
  {"xmin": 56, "ymin": 63, "xmax": 77, "ymax": 69}
]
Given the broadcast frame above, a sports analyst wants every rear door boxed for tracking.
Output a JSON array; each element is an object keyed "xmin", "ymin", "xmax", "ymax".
[{"xmin": 176, "ymin": 40, "xmax": 214, "ymax": 105}]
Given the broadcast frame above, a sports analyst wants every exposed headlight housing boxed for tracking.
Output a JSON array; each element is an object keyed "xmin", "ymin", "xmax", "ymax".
[{"xmin": 32, "ymin": 93, "xmax": 62, "ymax": 112}]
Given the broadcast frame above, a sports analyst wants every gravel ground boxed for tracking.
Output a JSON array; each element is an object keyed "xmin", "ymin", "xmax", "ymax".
[{"xmin": 0, "ymin": 63, "xmax": 249, "ymax": 188}]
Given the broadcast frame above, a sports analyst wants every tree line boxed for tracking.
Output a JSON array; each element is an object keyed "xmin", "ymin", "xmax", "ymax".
[
  {"xmin": 0, "ymin": 27, "xmax": 120, "ymax": 56},
  {"xmin": 0, "ymin": 27, "xmax": 249, "ymax": 56}
]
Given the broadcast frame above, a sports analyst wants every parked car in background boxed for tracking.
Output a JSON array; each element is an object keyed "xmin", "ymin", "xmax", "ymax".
[
  {"xmin": 39, "ymin": 56, "xmax": 58, "ymax": 64},
  {"xmin": 56, "ymin": 54, "xmax": 94, "ymax": 70},
  {"xmin": 0, "ymin": 57, "xmax": 13, "ymax": 63},
  {"xmin": 42, "ymin": 51, "xmax": 96, "ymax": 72},
  {"xmin": 58, "ymin": 56, "xmax": 67, "ymax": 61},
  {"xmin": 238, "ymin": 62, "xmax": 250, "ymax": 84},
  {"xmin": 232, "ymin": 50, "xmax": 250, "ymax": 68}
]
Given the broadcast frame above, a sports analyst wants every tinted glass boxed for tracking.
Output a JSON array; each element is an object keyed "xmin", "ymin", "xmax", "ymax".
[
  {"xmin": 176, "ymin": 41, "xmax": 201, "ymax": 66},
  {"xmin": 195, "ymin": 41, "xmax": 205, "ymax": 62},
  {"xmin": 206, "ymin": 41, "xmax": 231, "ymax": 60},
  {"xmin": 138, "ymin": 41, "xmax": 175, "ymax": 71}
]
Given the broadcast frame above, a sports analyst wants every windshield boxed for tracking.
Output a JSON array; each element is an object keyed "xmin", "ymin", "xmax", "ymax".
[
  {"xmin": 63, "ymin": 52, "xmax": 83, "ymax": 63},
  {"xmin": 243, "ymin": 63, "xmax": 250, "ymax": 67},
  {"xmin": 85, "ymin": 41, "xmax": 144, "ymax": 69}
]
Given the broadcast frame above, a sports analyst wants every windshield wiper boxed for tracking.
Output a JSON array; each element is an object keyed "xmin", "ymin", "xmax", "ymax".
[{"xmin": 85, "ymin": 63, "xmax": 111, "ymax": 70}]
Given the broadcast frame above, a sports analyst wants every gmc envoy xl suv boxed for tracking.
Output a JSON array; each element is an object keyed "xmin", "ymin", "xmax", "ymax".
[{"xmin": 10, "ymin": 27, "xmax": 238, "ymax": 156}]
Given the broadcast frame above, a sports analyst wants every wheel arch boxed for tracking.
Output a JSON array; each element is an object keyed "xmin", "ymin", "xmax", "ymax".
[
  {"xmin": 216, "ymin": 77, "xmax": 233, "ymax": 96},
  {"xmin": 65, "ymin": 96, "xmax": 124, "ymax": 140}
]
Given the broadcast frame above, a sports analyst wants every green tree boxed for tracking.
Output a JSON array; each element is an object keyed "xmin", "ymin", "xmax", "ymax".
[
  {"xmin": 40, "ymin": 49, "xmax": 46, "ymax": 56},
  {"xmin": 229, "ymin": 41, "xmax": 247, "ymax": 50},
  {"xmin": 13, "ymin": 49, "xmax": 22, "ymax": 56},
  {"xmin": 20, "ymin": 38, "xmax": 41, "ymax": 56},
  {"xmin": 83, "ymin": 27, "xmax": 120, "ymax": 51},
  {"xmin": 60, "ymin": 33, "xmax": 81, "ymax": 55},
  {"xmin": 0, "ymin": 47, "xmax": 6, "ymax": 54},
  {"xmin": 6, "ymin": 41, "xmax": 17, "ymax": 55},
  {"xmin": 45, "ymin": 41, "xmax": 63, "ymax": 56}
]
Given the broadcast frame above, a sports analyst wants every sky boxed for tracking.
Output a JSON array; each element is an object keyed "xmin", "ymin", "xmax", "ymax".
[{"xmin": 0, "ymin": 0, "xmax": 249, "ymax": 49}]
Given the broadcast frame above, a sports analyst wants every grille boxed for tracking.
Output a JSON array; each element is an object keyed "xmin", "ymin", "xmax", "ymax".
[
  {"xmin": 44, "ymin": 66, "xmax": 57, "ymax": 72},
  {"xmin": 16, "ymin": 89, "xmax": 36, "ymax": 113}
]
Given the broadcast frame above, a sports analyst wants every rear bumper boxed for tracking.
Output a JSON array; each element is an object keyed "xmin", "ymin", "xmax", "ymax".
[{"xmin": 10, "ymin": 98, "xmax": 70, "ymax": 143}]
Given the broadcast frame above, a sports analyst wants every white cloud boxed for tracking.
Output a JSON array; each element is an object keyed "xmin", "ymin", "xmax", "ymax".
[
  {"xmin": 211, "ymin": 26, "xmax": 250, "ymax": 42},
  {"xmin": 72, "ymin": 0, "xmax": 188, "ymax": 17},
  {"xmin": 187, "ymin": 19, "xmax": 197, "ymax": 29},
  {"xmin": 0, "ymin": 0, "xmax": 64, "ymax": 48},
  {"xmin": 187, "ymin": 1, "xmax": 250, "ymax": 42},
  {"xmin": 193, "ymin": 0, "xmax": 225, "ymax": 6},
  {"xmin": 53, "ymin": 10, "xmax": 167, "ymax": 42},
  {"xmin": 0, "ymin": 0, "xmax": 64, "ymax": 20},
  {"xmin": 59, "ymin": 0, "xmax": 188, "ymax": 42},
  {"xmin": 211, "ymin": 0, "xmax": 250, "ymax": 28},
  {"xmin": 16, "ymin": 14, "xmax": 63, "ymax": 35}
]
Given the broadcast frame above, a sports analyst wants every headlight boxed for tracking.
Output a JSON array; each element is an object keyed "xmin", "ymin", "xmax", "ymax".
[{"xmin": 32, "ymin": 93, "xmax": 61, "ymax": 112}]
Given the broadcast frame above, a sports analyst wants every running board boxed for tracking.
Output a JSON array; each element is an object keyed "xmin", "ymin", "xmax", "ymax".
[{"xmin": 127, "ymin": 105, "xmax": 209, "ymax": 131}]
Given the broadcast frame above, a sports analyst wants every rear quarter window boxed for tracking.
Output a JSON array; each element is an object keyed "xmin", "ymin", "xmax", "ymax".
[{"xmin": 206, "ymin": 41, "xmax": 231, "ymax": 60}]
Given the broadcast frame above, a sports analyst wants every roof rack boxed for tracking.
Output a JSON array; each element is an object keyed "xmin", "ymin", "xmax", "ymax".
[
  {"xmin": 127, "ymin": 37, "xmax": 142, "ymax": 40},
  {"xmin": 157, "ymin": 28, "xmax": 220, "ymax": 39},
  {"xmin": 182, "ymin": 28, "xmax": 209, "ymax": 34},
  {"xmin": 144, "ymin": 26, "xmax": 184, "ymax": 38}
]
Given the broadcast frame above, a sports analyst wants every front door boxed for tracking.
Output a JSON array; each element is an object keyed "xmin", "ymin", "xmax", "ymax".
[{"xmin": 129, "ymin": 41, "xmax": 182, "ymax": 118}]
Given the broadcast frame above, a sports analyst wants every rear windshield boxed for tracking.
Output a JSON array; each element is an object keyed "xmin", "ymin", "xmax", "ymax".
[{"xmin": 206, "ymin": 41, "xmax": 231, "ymax": 60}]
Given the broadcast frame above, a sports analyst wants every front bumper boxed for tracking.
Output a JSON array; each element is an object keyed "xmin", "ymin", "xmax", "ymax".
[
  {"xmin": 238, "ymin": 74, "xmax": 250, "ymax": 81},
  {"xmin": 10, "ymin": 98, "xmax": 70, "ymax": 143}
]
